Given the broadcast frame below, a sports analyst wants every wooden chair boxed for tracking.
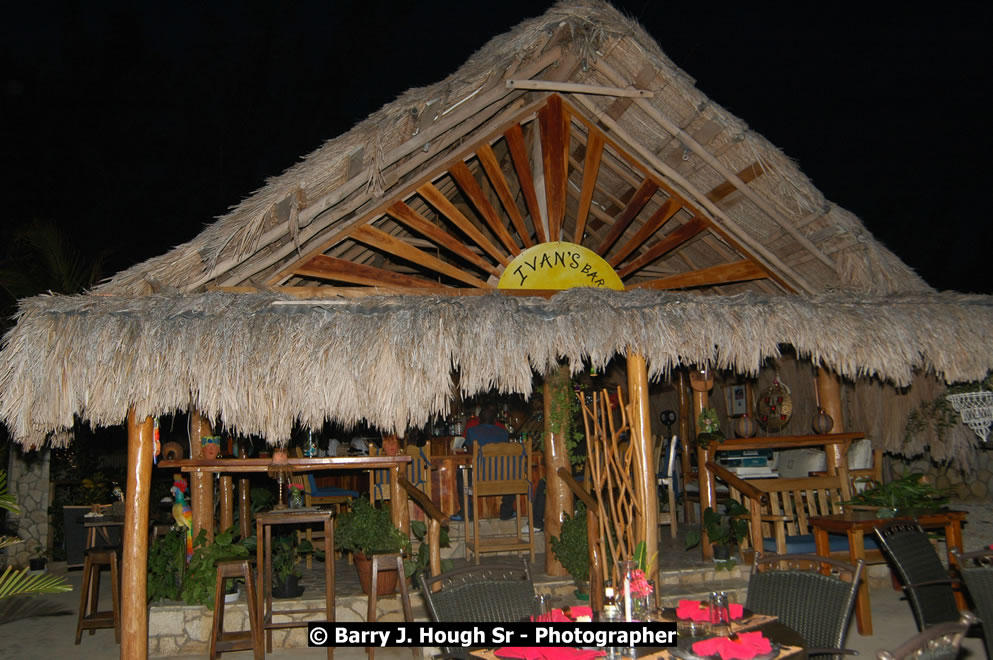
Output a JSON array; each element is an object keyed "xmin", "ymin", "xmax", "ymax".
[
  {"xmin": 655, "ymin": 434, "xmax": 679, "ymax": 539},
  {"xmin": 75, "ymin": 546, "xmax": 121, "ymax": 645},
  {"xmin": 369, "ymin": 443, "xmax": 432, "ymax": 521},
  {"xmin": 209, "ymin": 559, "xmax": 261, "ymax": 659},
  {"xmin": 876, "ymin": 519, "xmax": 963, "ymax": 631},
  {"xmin": 463, "ymin": 441, "xmax": 535, "ymax": 564},
  {"xmin": 745, "ymin": 553, "xmax": 863, "ymax": 659},
  {"xmin": 876, "ymin": 612, "xmax": 976, "ymax": 660}
]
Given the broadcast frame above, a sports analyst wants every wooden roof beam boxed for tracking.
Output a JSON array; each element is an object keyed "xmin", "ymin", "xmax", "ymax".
[
  {"xmin": 476, "ymin": 143, "xmax": 534, "ymax": 249},
  {"xmin": 630, "ymin": 260, "xmax": 768, "ymax": 290},
  {"xmin": 350, "ymin": 225, "xmax": 491, "ymax": 288},
  {"xmin": 596, "ymin": 177, "xmax": 658, "ymax": 256},
  {"xmin": 539, "ymin": 94, "xmax": 569, "ymax": 242},
  {"xmin": 505, "ymin": 123, "xmax": 546, "ymax": 244},
  {"xmin": 417, "ymin": 182, "xmax": 510, "ymax": 267},
  {"xmin": 385, "ymin": 201, "xmax": 500, "ymax": 277},
  {"xmin": 448, "ymin": 161, "xmax": 521, "ymax": 257},
  {"xmin": 617, "ymin": 217, "xmax": 707, "ymax": 279},
  {"xmin": 294, "ymin": 254, "xmax": 447, "ymax": 289},
  {"xmin": 609, "ymin": 198, "xmax": 681, "ymax": 267},
  {"xmin": 574, "ymin": 131, "xmax": 604, "ymax": 244}
]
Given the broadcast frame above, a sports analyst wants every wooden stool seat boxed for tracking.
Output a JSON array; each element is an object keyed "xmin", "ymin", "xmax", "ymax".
[
  {"xmin": 210, "ymin": 559, "xmax": 261, "ymax": 659},
  {"xmin": 75, "ymin": 546, "xmax": 121, "ymax": 645}
]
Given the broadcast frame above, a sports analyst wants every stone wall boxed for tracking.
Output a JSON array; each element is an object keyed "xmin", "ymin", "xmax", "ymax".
[
  {"xmin": 4, "ymin": 446, "xmax": 50, "ymax": 567},
  {"xmin": 898, "ymin": 447, "xmax": 993, "ymax": 501}
]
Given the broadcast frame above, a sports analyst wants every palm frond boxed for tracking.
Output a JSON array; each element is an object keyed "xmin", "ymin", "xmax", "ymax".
[
  {"xmin": 0, "ymin": 566, "xmax": 72, "ymax": 599},
  {"xmin": 0, "ymin": 471, "xmax": 20, "ymax": 515},
  {"xmin": 0, "ymin": 536, "xmax": 24, "ymax": 551}
]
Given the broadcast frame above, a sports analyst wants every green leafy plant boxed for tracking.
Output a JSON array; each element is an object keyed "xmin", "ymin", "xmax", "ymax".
[
  {"xmin": 271, "ymin": 533, "xmax": 314, "ymax": 583},
  {"xmin": 79, "ymin": 471, "xmax": 114, "ymax": 505},
  {"xmin": 536, "ymin": 368, "xmax": 586, "ymax": 467},
  {"xmin": 403, "ymin": 520, "xmax": 454, "ymax": 579},
  {"xmin": 695, "ymin": 408, "xmax": 724, "ymax": 449},
  {"xmin": 147, "ymin": 527, "xmax": 187, "ymax": 602},
  {"xmin": 685, "ymin": 501, "xmax": 749, "ymax": 551},
  {"xmin": 334, "ymin": 497, "xmax": 408, "ymax": 557},
  {"xmin": 550, "ymin": 503, "xmax": 589, "ymax": 583},
  {"xmin": 843, "ymin": 472, "xmax": 950, "ymax": 514},
  {"xmin": 179, "ymin": 527, "xmax": 253, "ymax": 608},
  {"xmin": 633, "ymin": 540, "xmax": 656, "ymax": 576}
]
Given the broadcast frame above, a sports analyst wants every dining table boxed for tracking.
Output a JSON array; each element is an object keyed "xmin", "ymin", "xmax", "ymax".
[{"xmin": 809, "ymin": 508, "xmax": 967, "ymax": 635}]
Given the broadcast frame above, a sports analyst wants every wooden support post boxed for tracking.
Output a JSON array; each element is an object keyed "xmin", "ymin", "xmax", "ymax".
[
  {"xmin": 189, "ymin": 411, "xmax": 215, "ymax": 543},
  {"xmin": 626, "ymin": 353, "xmax": 658, "ymax": 574},
  {"xmin": 219, "ymin": 476, "xmax": 234, "ymax": 533},
  {"xmin": 677, "ymin": 370, "xmax": 693, "ymax": 523},
  {"xmin": 816, "ymin": 367, "xmax": 846, "ymax": 469},
  {"xmin": 691, "ymin": 375, "xmax": 713, "ymax": 560},
  {"xmin": 390, "ymin": 465, "xmax": 410, "ymax": 536},
  {"xmin": 543, "ymin": 364, "xmax": 573, "ymax": 577},
  {"xmin": 122, "ymin": 408, "xmax": 153, "ymax": 660},
  {"xmin": 238, "ymin": 478, "xmax": 251, "ymax": 540}
]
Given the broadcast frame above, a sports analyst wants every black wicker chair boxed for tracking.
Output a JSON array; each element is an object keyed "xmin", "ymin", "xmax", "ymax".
[
  {"xmin": 951, "ymin": 547, "xmax": 993, "ymax": 657},
  {"xmin": 875, "ymin": 519, "xmax": 962, "ymax": 631},
  {"xmin": 744, "ymin": 553, "xmax": 863, "ymax": 660},
  {"xmin": 418, "ymin": 558, "xmax": 536, "ymax": 659},
  {"xmin": 876, "ymin": 612, "xmax": 976, "ymax": 660}
]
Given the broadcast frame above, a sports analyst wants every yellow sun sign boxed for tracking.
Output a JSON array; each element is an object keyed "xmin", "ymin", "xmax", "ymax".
[{"xmin": 498, "ymin": 242, "xmax": 624, "ymax": 291}]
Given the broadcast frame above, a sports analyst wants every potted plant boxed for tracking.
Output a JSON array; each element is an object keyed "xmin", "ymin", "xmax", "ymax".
[
  {"xmin": 843, "ymin": 472, "xmax": 950, "ymax": 517},
  {"xmin": 695, "ymin": 407, "xmax": 725, "ymax": 449},
  {"xmin": 179, "ymin": 527, "xmax": 254, "ymax": 608},
  {"xmin": 685, "ymin": 501, "xmax": 749, "ymax": 565},
  {"xmin": 549, "ymin": 503, "xmax": 590, "ymax": 599},
  {"xmin": 271, "ymin": 533, "xmax": 313, "ymax": 598},
  {"xmin": 147, "ymin": 527, "xmax": 187, "ymax": 602},
  {"xmin": 29, "ymin": 546, "xmax": 49, "ymax": 572},
  {"xmin": 402, "ymin": 520, "xmax": 453, "ymax": 583},
  {"xmin": 334, "ymin": 498, "xmax": 409, "ymax": 595}
]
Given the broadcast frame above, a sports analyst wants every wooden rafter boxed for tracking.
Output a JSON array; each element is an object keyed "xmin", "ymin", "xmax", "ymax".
[
  {"xmin": 448, "ymin": 161, "xmax": 521, "ymax": 256},
  {"xmin": 417, "ymin": 182, "xmax": 510, "ymax": 267},
  {"xmin": 596, "ymin": 177, "xmax": 658, "ymax": 256},
  {"xmin": 504, "ymin": 124, "xmax": 546, "ymax": 244},
  {"xmin": 476, "ymin": 143, "xmax": 534, "ymax": 249},
  {"xmin": 350, "ymin": 225, "xmax": 491, "ymax": 288},
  {"xmin": 538, "ymin": 94, "xmax": 569, "ymax": 242},
  {"xmin": 706, "ymin": 162, "xmax": 764, "ymax": 204},
  {"xmin": 574, "ymin": 131, "xmax": 604, "ymax": 244},
  {"xmin": 384, "ymin": 201, "xmax": 500, "ymax": 277},
  {"xmin": 608, "ymin": 198, "xmax": 681, "ymax": 267},
  {"xmin": 295, "ymin": 254, "xmax": 447, "ymax": 289},
  {"xmin": 630, "ymin": 260, "xmax": 767, "ymax": 290},
  {"xmin": 617, "ymin": 217, "xmax": 707, "ymax": 279}
]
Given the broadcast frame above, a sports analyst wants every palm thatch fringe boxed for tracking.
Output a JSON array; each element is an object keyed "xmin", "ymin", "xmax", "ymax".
[{"xmin": 2, "ymin": 289, "xmax": 991, "ymax": 450}]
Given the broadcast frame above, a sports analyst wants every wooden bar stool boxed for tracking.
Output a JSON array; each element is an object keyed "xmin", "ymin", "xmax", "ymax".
[
  {"xmin": 75, "ymin": 546, "xmax": 120, "ymax": 644},
  {"xmin": 210, "ymin": 559, "xmax": 261, "ymax": 659},
  {"xmin": 366, "ymin": 553, "xmax": 416, "ymax": 660}
]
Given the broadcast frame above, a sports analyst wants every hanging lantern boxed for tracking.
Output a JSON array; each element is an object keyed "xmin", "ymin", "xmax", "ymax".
[
  {"xmin": 735, "ymin": 413, "xmax": 758, "ymax": 438},
  {"xmin": 756, "ymin": 379, "xmax": 793, "ymax": 432},
  {"xmin": 812, "ymin": 407, "xmax": 834, "ymax": 435}
]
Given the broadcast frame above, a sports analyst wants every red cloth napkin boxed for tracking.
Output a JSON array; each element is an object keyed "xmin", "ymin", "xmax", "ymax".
[
  {"xmin": 691, "ymin": 631, "xmax": 772, "ymax": 660},
  {"xmin": 495, "ymin": 648, "xmax": 605, "ymax": 660},
  {"xmin": 675, "ymin": 600, "xmax": 744, "ymax": 621},
  {"xmin": 530, "ymin": 606, "xmax": 595, "ymax": 622}
]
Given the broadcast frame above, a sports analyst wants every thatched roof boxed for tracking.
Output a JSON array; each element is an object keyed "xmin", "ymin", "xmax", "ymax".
[
  {"xmin": 3, "ymin": 289, "xmax": 992, "ymax": 449},
  {"xmin": 2, "ymin": 2, "xmax": 990, "ymax": 458},
  {"xmin": 93, "ymin": 0, "xmax": 930, "ymax": 299}
]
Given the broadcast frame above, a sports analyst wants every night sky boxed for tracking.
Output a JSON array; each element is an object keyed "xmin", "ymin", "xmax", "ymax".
[{"xmin": 3, "ymin": 1, "xmax": 992, "ymax": 293}]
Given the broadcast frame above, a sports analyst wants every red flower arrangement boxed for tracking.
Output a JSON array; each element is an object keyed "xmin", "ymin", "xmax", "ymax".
[{"xmin": 630, "ymin": 568, "xmax": 653, "ymax": 598}]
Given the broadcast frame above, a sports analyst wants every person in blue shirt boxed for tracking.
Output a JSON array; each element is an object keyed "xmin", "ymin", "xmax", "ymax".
[{"xmin": 450, "ymin": 405, "xmax": 516, "ymax": 521}]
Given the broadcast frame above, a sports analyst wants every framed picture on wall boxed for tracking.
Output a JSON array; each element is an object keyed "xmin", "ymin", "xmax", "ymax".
[{"xmin": 728, "ymin": 384, "xmax": 748, "ymax": 416}]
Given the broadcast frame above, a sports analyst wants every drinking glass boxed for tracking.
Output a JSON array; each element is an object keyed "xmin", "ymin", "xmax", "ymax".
[
  {"xmin": 708, "ymin": 591, "xmax": 731, "ymax": 638},
  {"xmin": 533, "ymin": 593, "xmax": 552, "ymax": 622}
]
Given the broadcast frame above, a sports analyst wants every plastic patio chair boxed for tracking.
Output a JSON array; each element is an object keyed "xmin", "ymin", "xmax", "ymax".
[
  {"xmin": 875, "ymin": 519, "xmax": 962, "ymax": 631},
  {"xmin": 745, "ymin": 552, "xmax": 863, "ymax": 659},
  {"xmin": 876, "ymin": 612, "xmax": 977, "ymax": 660},
  {"xmin": 417, "ymin": 558, "xmax": 536, "ymax": 659},
  {"xmin": 951, "ymin": 546, "xmax": 993, "ymax": 656}
]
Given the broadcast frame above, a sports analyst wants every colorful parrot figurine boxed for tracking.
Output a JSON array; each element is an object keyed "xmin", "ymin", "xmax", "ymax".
[{"xmin": 171, "ymin": 476, "xmax": 193, "ymax": 562}]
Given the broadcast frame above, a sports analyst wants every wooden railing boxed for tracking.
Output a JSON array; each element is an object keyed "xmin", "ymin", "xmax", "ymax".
[
  {"xmin": 557, "ymin": 468, "xmax": 603, "ymax": 613},
  {"xmin": 399, "ymin": 476, "xmax": 446, "ymax": 579}
]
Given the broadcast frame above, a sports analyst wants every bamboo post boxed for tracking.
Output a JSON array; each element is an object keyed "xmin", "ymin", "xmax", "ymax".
[
  {"xmin": 189, "ymin": 410, "xmax": 214, "ymax": 543},
  {"xmin": 122, "ymin": 408, "xmax": 154, "ymax": 660},
  {"xmin": 219, "ymin": 476, "xmax": 234, "ymax": 533},
  {"xmin": 816, "ymin": 366, "xmax": 846, "ymax": 469},
  {"xmin": 390, "ymin": 465, "xmax": 410, "ymax": 535},
  {"xmin": 677, "ymin": 370, "xmax": 694, "ymax": 522},
  {"xmin": 626, "ymin": 352, "xmax": 658, "ymax": 574},
  {"xmin": 238, "ymin": 478, "xmax": 251, "ymax": 539},
  {"xmin": 691, "ymin": 374, "xmax": 713, "ymax": 560},
  {"xmin": 543, "ymin": 364, "xmax": 573, "ymax": 577}
]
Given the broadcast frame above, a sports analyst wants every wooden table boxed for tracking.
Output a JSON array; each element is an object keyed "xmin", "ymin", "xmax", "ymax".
[
  {"xmin": 810, "ymin": 509, "xmax": 967, "ymax": 635},
  {"xmin": 256, "ymin": 509, "xmax": 334, "ymax": 659},
  {"xmin": 159, "ymin": 455, "xmax": 413, "ymax": 534}
]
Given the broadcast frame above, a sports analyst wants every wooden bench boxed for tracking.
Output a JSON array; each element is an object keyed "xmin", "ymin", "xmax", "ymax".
[{"xmin": 706, "ymin": 461, "xmax": 883, "ymax": 561}]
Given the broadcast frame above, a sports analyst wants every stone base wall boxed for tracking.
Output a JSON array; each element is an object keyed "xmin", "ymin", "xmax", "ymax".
[
  {"xmin": 900, "ymin": 448, "xmax": 993, "ymax": 501},
  {"xmin": 4, "ymin": 446, "xmax": 50, "ymax": 567}
]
